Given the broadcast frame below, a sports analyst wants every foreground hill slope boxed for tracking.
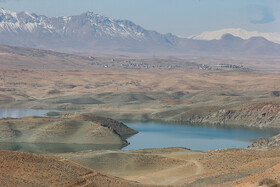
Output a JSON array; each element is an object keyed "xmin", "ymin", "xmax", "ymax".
[
  {"xmin": 0, "ymin": 149, "xmax": 145, "ymax": 187},
  {"xmin": 58, "ymin": 147, "xmax": 280, "ymax": 186},
  {"xmin": 1, "ymin": 146, "xmax": 280, "ymax": 187}
]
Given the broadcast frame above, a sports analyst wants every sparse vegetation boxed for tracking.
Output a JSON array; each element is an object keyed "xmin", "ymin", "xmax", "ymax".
[
  {"xmin": 259, "ymin": 178, "xmax": 280, "ymax": 187},
  {"xmin": 47, "ymin": 89, "xmax": 61, "ymax": 95}
]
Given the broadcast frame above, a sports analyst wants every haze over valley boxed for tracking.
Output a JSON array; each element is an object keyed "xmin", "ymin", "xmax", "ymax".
[{"xmin": 0, "ymin": 2, "xmax": 280, "ymax": 186}]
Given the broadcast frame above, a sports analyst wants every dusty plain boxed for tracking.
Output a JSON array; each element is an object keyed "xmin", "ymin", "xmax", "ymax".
[
  {"xmin": 0, "ymin": 46, "xmax": 280, "ymax": 186},
  {"xmin": 1, "ymin": 64, "xmax": 280, "ymax": 128}
]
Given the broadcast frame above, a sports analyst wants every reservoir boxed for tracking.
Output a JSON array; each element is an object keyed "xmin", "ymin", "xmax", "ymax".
[
  {"xmin": 0, "ymin": 109, "xmax": 277, "ymax": 153},
  {"xmin": 0, "ymin": 108, "xmax": 55, "ymax": 118},
  {"xmin": 123, "ymin": 122, "xmax": 277, "ymax": 151}
]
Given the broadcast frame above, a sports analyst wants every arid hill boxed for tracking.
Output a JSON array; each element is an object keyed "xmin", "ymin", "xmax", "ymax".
[
  {"xmin": 1, "ymin": 143, "xmax": 280, "ymax": 187},
  {"xmin": 0, "ymin": 114, "xmax": 137, "ymax": 145}
]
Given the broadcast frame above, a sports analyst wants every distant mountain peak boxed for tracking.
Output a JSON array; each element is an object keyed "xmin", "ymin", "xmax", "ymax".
[
  {"xmin": 84, "ymin": 11, "xmax": 103, "ymax": 18},
  {"xmin": 188, "ymin": 28, "xmax": 280, "ymax": 44}
]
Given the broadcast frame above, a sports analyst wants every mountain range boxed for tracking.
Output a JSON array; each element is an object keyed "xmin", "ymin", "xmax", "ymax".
[{"xmin": 0, "ymin": 8, "xmax": 280, "ymax": 57}]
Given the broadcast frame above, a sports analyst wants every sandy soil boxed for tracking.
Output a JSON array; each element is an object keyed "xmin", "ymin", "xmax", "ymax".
[
  {"xmin": 1, "ymin": 146, "xmax": 280, "ymax": 186},
  {"xmin": 0, "ymin": 149, "xmax": 147, "ymax": 187}
]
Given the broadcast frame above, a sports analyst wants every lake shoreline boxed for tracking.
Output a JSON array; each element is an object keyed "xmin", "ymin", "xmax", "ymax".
[{"xmin": 0, "ymin": 108, "xmax": 278, "ymax": 153}]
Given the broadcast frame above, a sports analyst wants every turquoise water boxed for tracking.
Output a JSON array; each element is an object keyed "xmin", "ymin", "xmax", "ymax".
[{"xmin": 123, "ymin": 122, "xmax": 277, "ymax": 151}]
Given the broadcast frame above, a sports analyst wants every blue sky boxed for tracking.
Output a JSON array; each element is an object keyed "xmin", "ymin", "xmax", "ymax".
[{"xmin": 0, "ymin": 0, "xmax": 279, "ymax": 36}]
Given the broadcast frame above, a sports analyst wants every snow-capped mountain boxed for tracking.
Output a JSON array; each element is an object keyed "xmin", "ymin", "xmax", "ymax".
[
  {"xmin": 0, "ymin": 8, "xmax": 280, "ymax": 57},
  {"xmin": 188, "ymin": 28, "xmax": 280, "ymax": 44},
  {"xmin": 0, "ymin": 8, "xmax": 177, "ymax": 52},
  {"xmin": 0, "ymin": 8, "xmax": 146, "ymax": 39}
]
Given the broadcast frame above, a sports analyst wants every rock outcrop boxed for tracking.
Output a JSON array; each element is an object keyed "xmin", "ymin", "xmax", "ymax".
[{"xmin": 249, "ymin": 134, "xmax": 280, "ymax": 148}]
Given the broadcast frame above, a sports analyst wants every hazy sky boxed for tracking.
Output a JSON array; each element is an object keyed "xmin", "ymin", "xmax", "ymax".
[{"xmin": 0, "ymin": 0, "xmax": 279, "ymax": 36}]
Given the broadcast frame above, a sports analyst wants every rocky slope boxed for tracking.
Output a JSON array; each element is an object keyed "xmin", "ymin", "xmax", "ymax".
[
  {"xmin": 0, "ymin": 114, "xmax": 137, "ymax": 145},
  {"xmin": 177, "ymin": 101, "xmax": 280, "ymax": 129}
]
